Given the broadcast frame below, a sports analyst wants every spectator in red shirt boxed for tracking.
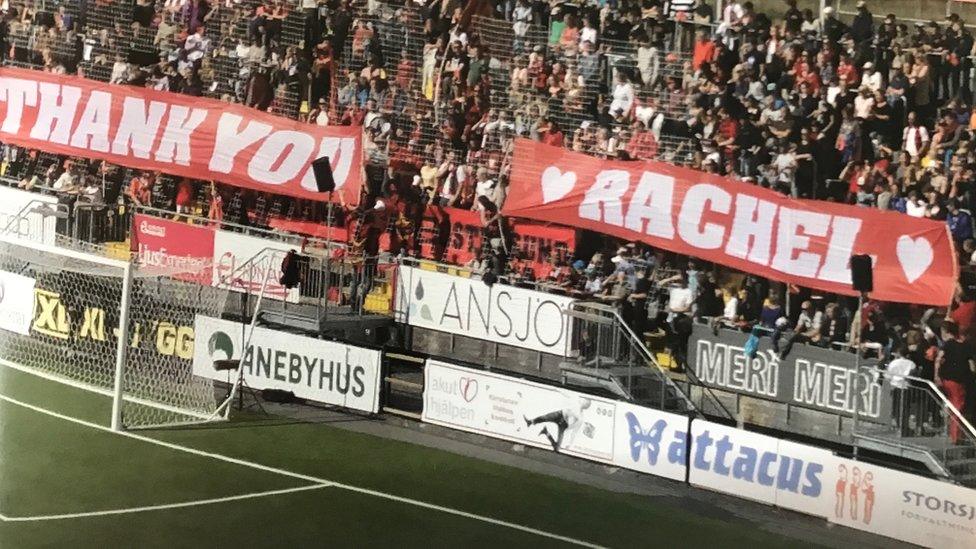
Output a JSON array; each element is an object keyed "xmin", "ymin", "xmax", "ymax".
[
  {"xmin": 626, "ymin": 120, "xmax": 658, "ymax": 161},
  {"xmin": 536, "ymin": 118, "xmax": 564, "ymax": 147},
  {"xmin": 127, "ymin": 172, "xmax": 154, "ymax": 206},
  {"xmin": 692, "ymin": 31, "xmax": 715, "ymax": 71},
  {"xmin": 175, "ymin": 178, "xmax": 194, "ymax": 217}
]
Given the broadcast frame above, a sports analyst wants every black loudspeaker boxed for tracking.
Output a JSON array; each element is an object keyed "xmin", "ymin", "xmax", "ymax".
[
  {"xmin": 850, "ymin": 254, "xmax": 874, "ymax": 293},
  {"xmin": 311, "ymin": 156, "xmax": 336, "ymax": 193},
  {"xmin": 262, "ymin": 389, "xmax": 297, "ymax": 403}
]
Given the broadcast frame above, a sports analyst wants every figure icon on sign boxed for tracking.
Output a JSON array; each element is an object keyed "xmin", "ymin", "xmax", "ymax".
[
  {"xmin": 862, "ymin": 472, "xmax": 875, "ymax": 525},
  {"xmin": 523, "ymin": 394, "xmax": 593, "ymax": 453},
  {"xmin": 834, "ymin": 464, "xmax": 848, "ymax": 518},
  {"xmin": 849, "ymin": 467, "xmax": 861, "ymax": 521}
]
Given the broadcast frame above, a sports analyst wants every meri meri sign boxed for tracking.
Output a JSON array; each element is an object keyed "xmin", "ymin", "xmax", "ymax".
[
  {"xmin": 0, "ymin": 68, "xmax": 362, "ymax": 204},
  {"xmin": 504, "ymin": 139, "xmax": 957, "ymax": 306}
]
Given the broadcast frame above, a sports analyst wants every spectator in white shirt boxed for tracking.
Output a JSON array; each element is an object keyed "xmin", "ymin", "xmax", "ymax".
[
  {"xmin": 580, "ymin": 19, "xmax": 598, "ymax": 46},
  {"xmin": 905, "ymin": 191, "xmax": 927, "ymax": 217},
  {"xmin": 861, "ymin": 62, "xmax": 883, "ymax": 93},
  {"xmin": 902, "ymin": 111, "xmax": 929, "ymax": 160},
  {"xmin": 886, "ymin": 346, "xmax": 917, "ymax": 435},
  {"xmin": 609, "ymin": 72, "xmax": 635, "ymax": 118},
  {"xmin": 779, "ymin": 300, "xmax": 823, "ymax": 359},
  {"xmin": 853, "ymin": 87, "xmax": 875, "ymax": 119}
]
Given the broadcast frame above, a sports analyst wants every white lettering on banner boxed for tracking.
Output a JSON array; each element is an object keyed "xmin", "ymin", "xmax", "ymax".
[
  {"xmin": 0, "ymin": 69, "xmax": 364, "ymax": 204},
  {"xmin": 395, "ymin": 266, "xmax": 573, "ymax": 355},
  {"xmin": 299, "ymin": 137, "xmax": 355, "ymax": 192},
  {"xmin": 111, "ymin": 98, "xmax": 168, "ymax": 159},
  {"xmin": 579, "ymin": 169, "xmax": 629, "ymax": 226},
  {"xmin": 817, "ymin": 216, "xmax": 861, "ymax": 283},
  {"xmin": 724, "ymin": 194, "xmax": 778, "ymax": 265},
  {"xmin": 0, "ymin": 77, "xmax": 38, "ymax": 133},
  {"xmin": 623, "ymin": 172, "xmax": 675, "ymax": 238},
  {"xmin": 571, "ymin": 169, "xmax": 867, "ymax": 281},
  {"xmin": 792, "ymin": 360, "xmax": 880, "ymax": 416},
  {"xmin": 153, "ymin": 105, "xmax": 208, "ymax": 165},
  {"xmin": 29, "ymin": 82, "xmax": 80, "ymax": 143},
  {"xmin": 69, "ymin": 90, "xmax": 112, "ymax": 152},
  {"xmin": 192, "ymin": 315, "xmax": 381, "ymax": 413},
  {"xmin": 770, "ymin": 207, "xmax": 831, "ymax": 278},
  {"xmin": 677, "ymin": 183, "xmax": 731, "ymax": 250},
  {"xmin": 0, "ymin": 270, "xmax": 36, "ymax": 335},
  {"xmin": 207, "ymin": 113, "xmax": 273, "ymax": 173},
  {"xmin": 248, "ymin": 130, "xmax": 316, "ymax": 185}
]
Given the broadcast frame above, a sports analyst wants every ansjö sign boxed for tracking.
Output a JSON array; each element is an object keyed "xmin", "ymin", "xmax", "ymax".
[{"xmin": 395, "ymin": 265, "xmax": 574, "ymax": 355}]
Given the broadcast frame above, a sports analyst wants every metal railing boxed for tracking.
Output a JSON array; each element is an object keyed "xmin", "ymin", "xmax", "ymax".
[
  {"xmin": 854, "ymin": 369, "xmax": 976, "ymax": 487},
  {"xmin": 565, "ymin": 301, "xmax": 734, "ymax": 420}
]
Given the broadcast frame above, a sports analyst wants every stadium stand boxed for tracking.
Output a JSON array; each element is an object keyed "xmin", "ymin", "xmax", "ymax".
[{"xmin": 1, "ymin": 0, "xmax": 976, "ymax": 444}]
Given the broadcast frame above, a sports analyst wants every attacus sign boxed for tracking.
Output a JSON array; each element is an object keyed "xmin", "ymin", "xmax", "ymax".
[
  {"xmin": 0, "ymin": 68, "xmax": 362, "ymax": 204},
  {"xmin": 504, "ymin": 139, "xmax": 957, "ymax": 306}
]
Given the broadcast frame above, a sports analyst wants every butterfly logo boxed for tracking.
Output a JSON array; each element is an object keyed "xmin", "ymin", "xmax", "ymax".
[{"xmin": 626, "ymin": 412, "xmax": 666, "ymax": 465}]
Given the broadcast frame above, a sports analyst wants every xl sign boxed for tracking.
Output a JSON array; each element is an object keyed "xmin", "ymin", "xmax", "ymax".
[{"xmin": 395, "ymin": 266, "xmax": 574, "ymax": 355}]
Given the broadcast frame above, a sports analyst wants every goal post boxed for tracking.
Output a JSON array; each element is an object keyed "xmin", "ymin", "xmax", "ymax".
[
  {"xmin": 0, "ymin": 233, "xmax": 235, "ymax": 430},
  {"xmin": 109, "ymin": 259, "xmax": 133, "ymax": 431}
]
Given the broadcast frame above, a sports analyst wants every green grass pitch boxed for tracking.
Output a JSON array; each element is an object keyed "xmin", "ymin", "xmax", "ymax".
[{"xmin": 0, "ymin": 363, "xmax": 821, "ymax": 548}]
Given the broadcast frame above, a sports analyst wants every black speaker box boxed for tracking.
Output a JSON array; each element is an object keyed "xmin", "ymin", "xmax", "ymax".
[
  {"xmin": 311, "ymin": 156, "xmax": 336, "ymax": 193},
  {"xmin": 850, "ymin": 254, "xmax": 873, "ymax": 293}
]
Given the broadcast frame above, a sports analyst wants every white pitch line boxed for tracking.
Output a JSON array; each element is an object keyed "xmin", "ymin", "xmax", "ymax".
[
  {"xmin": 0, "ymin": 393, "xmax": 606, "ymax": 549},
  {"xmin": 0, "ymin": 484, "xmax": 330, "ymax": 522}
]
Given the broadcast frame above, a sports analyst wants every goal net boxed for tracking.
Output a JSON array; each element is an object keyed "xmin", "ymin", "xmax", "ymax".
[{"xmin": 0, "ymin": 236, "xmax": 233, "ymax": 429}]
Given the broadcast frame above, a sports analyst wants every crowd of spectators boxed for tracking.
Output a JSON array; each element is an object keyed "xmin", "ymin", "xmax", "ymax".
[{"xmin": 0, "ymin": 0, "xmax": 975, "ymax": 430}]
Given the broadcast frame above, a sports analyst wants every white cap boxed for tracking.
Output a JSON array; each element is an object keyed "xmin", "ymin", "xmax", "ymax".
[{"xmin": 373, "ymin": 199, "xmax": 386, "ymax": 211}]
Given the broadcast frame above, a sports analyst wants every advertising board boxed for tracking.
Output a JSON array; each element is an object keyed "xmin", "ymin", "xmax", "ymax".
[
  {"xmin": 423, "ymin": 359, "xmax": 690, "ymax": 480},
  {"xmin": 396, "ymin": 266, "xmax": 574, "ymax": 355},
  {"xmin": 0, "ymin": 269, "xmax": 36, "ymax": 335},
  {"xmin": 193, "ymin": 315, "xmax": 381, "ymax": 413}
]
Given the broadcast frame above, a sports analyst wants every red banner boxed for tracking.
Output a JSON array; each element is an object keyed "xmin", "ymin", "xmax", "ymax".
[
  {"xmin": 0, "ymin": 68, "xmax": 362, "ymax": 204},
  {"xmin": 504, "ymin": 139, "xmax": 957, "ymax": 305},
  {"xmin": 132, "ymin": 214, "xmax": 215, "ymax": 284}
]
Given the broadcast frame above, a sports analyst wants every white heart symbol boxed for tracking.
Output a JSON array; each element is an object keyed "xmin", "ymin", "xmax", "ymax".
[
  {"xmin": 896, "ymin": 235, "xmax": 934, "ymax": 283},
  {"xmin": 540, "ymin": 166, "xmax": 576, "ymax": 204}
]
